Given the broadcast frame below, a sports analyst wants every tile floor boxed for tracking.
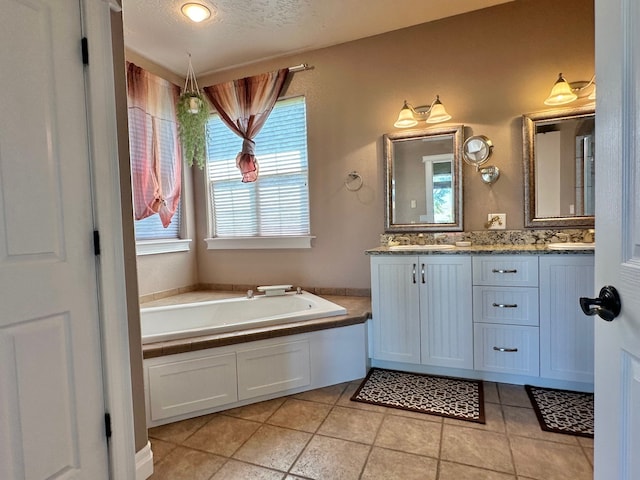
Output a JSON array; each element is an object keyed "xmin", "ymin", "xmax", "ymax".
[{"xmin": 148, "ymin": 380, "xmax": 593, "ymax": 480}]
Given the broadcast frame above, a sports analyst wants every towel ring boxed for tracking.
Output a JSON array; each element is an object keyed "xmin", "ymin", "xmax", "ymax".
[{"xmin": 345, "ymin": 171, "xmax": 363, "ymax": 192}]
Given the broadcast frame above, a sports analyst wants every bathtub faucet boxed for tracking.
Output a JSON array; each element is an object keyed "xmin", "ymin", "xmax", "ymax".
[
  {"xmin": 296, "ymin": 287, "xmax": 302, "ymax": 294},
  {"xmin": 247, "ymin": 289, "xmax": 254, "ymax": 299}
]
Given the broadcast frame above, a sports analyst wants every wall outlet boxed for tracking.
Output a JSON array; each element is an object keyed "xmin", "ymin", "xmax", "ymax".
[{"xmin": 487, "ymin": 213, "xmax": 506, "ymax": 230}]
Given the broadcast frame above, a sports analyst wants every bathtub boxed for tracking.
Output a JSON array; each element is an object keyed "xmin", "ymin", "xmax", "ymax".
[{"xmin": 140, "ymin": 290, "xmax": 347, "ymax": 344}]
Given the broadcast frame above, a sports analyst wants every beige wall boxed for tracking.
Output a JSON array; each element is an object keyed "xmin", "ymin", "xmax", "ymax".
[{"xmin": 131, "ymin": 0, "xmax": 594, "ymax": 294}]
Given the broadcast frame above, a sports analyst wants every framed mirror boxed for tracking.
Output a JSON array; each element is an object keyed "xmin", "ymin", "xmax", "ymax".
[
  {"xmin": 523, "ymin": 106, "xmax": 595, "ymax": 228},
  {"xmin": 383, "ymin": 125, "xmax": 463, "ymax": 232}
]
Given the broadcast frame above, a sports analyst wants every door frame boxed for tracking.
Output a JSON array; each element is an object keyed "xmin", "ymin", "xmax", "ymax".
[{"xmin": 83, "ymin": 0, "xmax": 137, "ymax": 476}]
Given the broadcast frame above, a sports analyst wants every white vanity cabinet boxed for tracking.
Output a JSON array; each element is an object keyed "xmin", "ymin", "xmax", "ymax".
[
  {"xmin": 370, "ymin": 255, "xmax": 473, "ymax": 369},
  {"xmin": 472, "ymin": 255, "xmax": 540, "ymax": 377},
  {"xmin": 539, "ymin": 255, "xmax": 595, "ymax": 384}
]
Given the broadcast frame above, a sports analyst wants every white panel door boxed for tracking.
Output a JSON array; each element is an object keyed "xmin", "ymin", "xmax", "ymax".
[
  {"xmin": 370, "ymin": 256, "xmax": 421, "ymax": 364},
  {"xmin": 420, "ymin": 256, "xmax": 473, "ymax": 369},
  {"xmin": 0, "ymin": 1, "xmax": 109, "ymax": 479},
  {"xmin": 594, "ymin": 0, "xmax": 640, "ymax": 478}
]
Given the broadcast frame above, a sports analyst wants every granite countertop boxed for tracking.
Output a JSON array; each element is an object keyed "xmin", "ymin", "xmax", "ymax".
[
  {"xmin": 142, "ymin": 293, "xmax": 371, "ymax": 359},
  {"xmin": 366, "ymin": 244, "xmax": 595, "ymax": 255}
]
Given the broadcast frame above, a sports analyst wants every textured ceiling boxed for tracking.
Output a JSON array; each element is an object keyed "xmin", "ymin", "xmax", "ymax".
[{"xmin": 123, "ymin": 0, "xmax": 513, "ymax": 77}]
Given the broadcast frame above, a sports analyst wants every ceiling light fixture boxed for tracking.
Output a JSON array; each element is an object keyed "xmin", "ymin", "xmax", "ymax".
[
  {"xmin": 394, "ymin": 96, "xmax": 451, "ymax": 128},
  {"xmin": 181, "ymin": 3, "xmax": 211, "ymax": 23},
  {"xmin": 544, "ymin": 72, "xmax": 596, "ymax": 106}
]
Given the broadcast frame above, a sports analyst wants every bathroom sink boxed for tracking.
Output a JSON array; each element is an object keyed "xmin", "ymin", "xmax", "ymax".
[
  {"xmin": 547, "ymin": 242, "xmax": 595, "ymax": 251},
  {"xmin": 388, "ymin": 244, "xmax": 456, "ymax": 251}
]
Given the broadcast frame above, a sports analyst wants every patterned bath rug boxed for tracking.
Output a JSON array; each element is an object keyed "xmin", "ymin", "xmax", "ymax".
[
  {"xmin": 525, "ymin": 385, "xmax": 594, "ymax": 438},
  {"xmin": 351, "ymin": 368, "xmax": 485, "ymax": 423}
]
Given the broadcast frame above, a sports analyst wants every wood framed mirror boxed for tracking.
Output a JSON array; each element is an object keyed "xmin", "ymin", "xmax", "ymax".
[
  {"xmin": 383, "ymin": 125, "xmax": 463, "ymax": 232},
  {"xmin": 523, "ymin": 106, "xmax": 595, "ymax": 228}
]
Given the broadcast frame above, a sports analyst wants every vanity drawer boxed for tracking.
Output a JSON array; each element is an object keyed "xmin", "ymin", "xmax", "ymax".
[
  {"xmin": 473, "ymin": 286, "xmax": 539, "ymax": 326},
  {"xmin": 472, "ymin": 256, "xmax": 538, "ymax": 287},
  {"xmin": 474, "ymin": 323, "xmax": 539, "ymax": 376}
]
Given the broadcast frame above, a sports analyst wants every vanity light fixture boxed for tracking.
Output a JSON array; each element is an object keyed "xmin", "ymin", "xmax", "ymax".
[
  {"xmin": 181, "ymin": 3, "xmax": 212, "ymax": 23},
  {"xmin": 393, "ymin": 96, "xmax": 451, "ymax": 128},
  {"xmin": 544, "ymin": 73, "xmax": 596, "ymax": 106}
]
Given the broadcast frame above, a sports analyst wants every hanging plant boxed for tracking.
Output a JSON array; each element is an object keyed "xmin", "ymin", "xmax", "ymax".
[{"xmin": 177, "ymin": 56, "xmax": 209, "ymax": 169}]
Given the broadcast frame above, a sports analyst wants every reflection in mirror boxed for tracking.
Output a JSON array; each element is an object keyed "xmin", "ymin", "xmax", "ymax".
[
  {"xmin": 383, "ymin": 125, "xmax": 463, "ymax": 232},
  {"xmin": 523, "ymin": 106, "xmax": 595, "ymax": 228}
]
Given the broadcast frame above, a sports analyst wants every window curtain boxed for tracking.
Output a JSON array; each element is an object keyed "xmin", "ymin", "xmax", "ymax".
[
  {"xmin": 126, "ymin": 62, "xmax": 182, "ymax": 227},
  {"xmin": 203, "ymin": 68, "xmax": 288, "ymax": 182}
]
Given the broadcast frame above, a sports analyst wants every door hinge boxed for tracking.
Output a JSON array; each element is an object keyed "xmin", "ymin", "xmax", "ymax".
[
  {"xmin": 81, "ymin": 37, "xmax": 89, "ymax": 65},
  {"xmin": 93, "ymin": 230, "xmax": 101, "ymax": 256},
  {"xmin": 104, "ymin": 413, "xmax": 112, "ymax": 439}
]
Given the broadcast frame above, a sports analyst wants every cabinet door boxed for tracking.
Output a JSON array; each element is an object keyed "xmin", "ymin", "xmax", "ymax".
[
  {"xmin": 370, "ymin": 256, "xmax": 421, "ymax": 363},
  {"xmin": 147, "ymin": 352, "xmax": 237, "ymax": 422},
  {"xmin": 539, "ymin": 255, "xmax": 595, "ymax": 383},
  {"xmin": 420, "ymin": 256, "xmax": 473, "ymax": 369}
]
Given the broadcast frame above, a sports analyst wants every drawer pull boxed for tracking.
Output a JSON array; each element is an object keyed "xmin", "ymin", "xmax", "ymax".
[
  {"xmin": 493, "ymin": 346, "xmax": 518, "ymax": 353},
  {"xmin": 492, "ymin": 268, "xmax": 518, "ymax": 274},
  {"xmin": 492, "ymin": 302, "xmax": 518, "ymax": 308}
]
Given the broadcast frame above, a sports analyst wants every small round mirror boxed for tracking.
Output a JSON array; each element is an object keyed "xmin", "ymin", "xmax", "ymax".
[{"xmin": 463, "ymin": 135, "xmax": 493, "ymax": 167}]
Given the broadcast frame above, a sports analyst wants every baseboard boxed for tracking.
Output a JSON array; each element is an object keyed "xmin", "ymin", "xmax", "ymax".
[{"xmin": 136, "ymin": 441, "xmax": 153, "ymax": 480}]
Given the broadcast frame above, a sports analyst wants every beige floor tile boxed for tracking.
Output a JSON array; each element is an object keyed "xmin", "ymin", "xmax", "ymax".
[
  {"xmin": 232, "ymin": 424, "xmax": 311, "ymax": 471},
  {"xmin": 438, "ymin": 461, "xmax": 516, "ymax": 480},
  {"xmin": 336, "ymin": 382, "xmax": 388, "ymax": 413},
  {"xmin": 149, "ymin": 446, "xmax": 226, "ymax": 480},
  {"xmin": 381, "ymin": 407, "xmax": 444, "ymax": 423},
  {"xmin": 290, "ymin": 435, "xmax": 370, "ymax": 480},
  {"xmin": 503, "ymin": 405, "xmax": 578, "ymax": 444},
  {"xmin": 510, "ymin": 435, "xmax": 593, "ymax": 480},
  {"xmin": 221, "ymin": 397, "xmax": 286, "ymax": 422},
  {"xmin": 182, "ymin": 415, "xmax": 261, "ymax": 457},
  {"xmin": 149, "ymin": 438, "xmax": 177, "ymax": 464},
  {"xmin": 578, "ymin": 435, "xmax": 595, "ymax": 448},
  {"xmin": 317, "ymin": 406, "xmax": 384, "ymax": 444},
  {"xmin": 266, "ymin": 398, "xmax": 332, "ymax": 432},
  {"xmin": 360, "ymin": 446, "xmax": 438, "ymax": 480},
  {"xmin": 210, "ymin": 459, "xmax": 285, "ymax": 480},
  {"xmin": 483, "ymin": 382, "xmax": 500, "ymax": 404},
  {"xmin": 441, "ymin": 424, "xmax": 514, "ymax": 473},
  {"xmin": 292, "ymin": 382, "xmax": 348, "ymax": 404},
  {"xmin": 148, "ymin": 414, "xmax": 212, "ymax": 443},
  {"xmin": 444, "ymin": 402, "xmax": 505, "ymax": 432},
  {"xmin": 374, "ymin": 414, "xmax": 441, "ymax": 457},
  {"xmin": 497, "ymin": 384, "xmax": 532, "ymax": 408}
]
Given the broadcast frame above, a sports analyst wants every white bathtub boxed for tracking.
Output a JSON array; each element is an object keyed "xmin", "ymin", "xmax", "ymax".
[{"xmin": 140, "ymin": 291, "xmax": 347, "ymax": 344}]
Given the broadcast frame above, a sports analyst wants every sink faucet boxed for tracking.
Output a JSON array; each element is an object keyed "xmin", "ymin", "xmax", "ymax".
[{"xmin": 583, "ymin": 229, "xmax": 595, "ymax": 243}]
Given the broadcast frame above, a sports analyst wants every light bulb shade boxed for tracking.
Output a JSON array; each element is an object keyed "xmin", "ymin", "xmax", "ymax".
[
  {"xmin": 544, "ymin": 73, "xmax": 577, "ymax": 105},
  {"xmin": 426, "ymin": 97, "xmax": 451, "ymax": 124},
  {"xmin": 181, "ymin": 3, "xmax": 211, "ymax": 22},
  {"xmin": 394, "ymin": 102, "xmax": 418, "ymax": 128}
]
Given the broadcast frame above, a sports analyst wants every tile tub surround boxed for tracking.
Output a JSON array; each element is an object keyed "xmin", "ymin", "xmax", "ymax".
[
  {"xmin": 141, "ymin": 292, "xmax": 371, "ymax": 359},
  {"xmin": 379, "ymin": 229, "xmax": 595, "ymax": 247},
  {"xmin": 147, "ymin": 381, "xmax": 594, "ymax": 480}
]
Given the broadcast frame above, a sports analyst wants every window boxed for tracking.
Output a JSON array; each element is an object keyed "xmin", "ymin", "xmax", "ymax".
[
  {"xmin": 126, "ymin": 63, "xmax": 189, "ymax": 255},
  {"xmin": 205, "ymin": 96, "xmax": 310, "ymax": 247}
]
